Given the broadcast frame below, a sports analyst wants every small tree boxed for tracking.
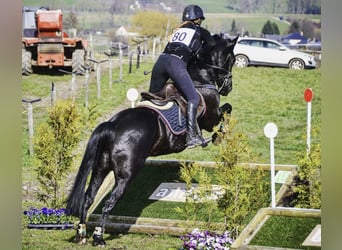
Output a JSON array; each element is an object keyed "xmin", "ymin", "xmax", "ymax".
[
  {"xmin": 230, "ymin": 19, "xmax": 238, "ymax": 35},
  {"xmin": 63, "ymin": 11, "xmax": 79, "ymax": 31},
  {"xmin": 177, "ymin": 115, "xmax": 269, "ymax": 239},
  {"xmin": 33, "ymin": 100, "xmax": 82, "ymax": 207},
  {"xmin": 271, "ymin": 22, "xmax": 280, "ymax": 35},
  {"xmin": 262, "ymin": 20, "xmax": 280, "ymax": 35},
  {"xmin": 288, "ymin": 20, "xmax": 301, "ymax": 34},
  {"xmin": 292, "ymin": 129, "xmax": 321, "ymax": 209},
  {"xmin": 214, "ymin": 116, "xmax": 269, "ymax": 238},
  {"xmin": 177, "ymin": 163, "xmax": 219, "ymax": 230}
]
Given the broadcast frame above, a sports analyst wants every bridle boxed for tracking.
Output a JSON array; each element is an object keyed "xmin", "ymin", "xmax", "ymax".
[
  {"xmin": 193, "ymin": 37, "xmax": 236, "ymax": 96},
  {"xmin": 204, "ymin": 50, "xmax": 235, "ymax": 96}
]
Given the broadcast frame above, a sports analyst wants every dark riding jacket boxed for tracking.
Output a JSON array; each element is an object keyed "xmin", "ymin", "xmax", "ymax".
[
  {"xmin": 149, "ymin": 22, "xmax": 215, "ymax": 106},
  {"xmin": 164, "ymin": 22, "xmax": 215, "ymax": 63}
]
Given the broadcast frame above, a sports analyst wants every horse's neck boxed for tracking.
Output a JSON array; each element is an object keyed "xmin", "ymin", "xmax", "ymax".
[{"xmin": 189, "ymin": 61, "xmax": 213, "ymax": 86}]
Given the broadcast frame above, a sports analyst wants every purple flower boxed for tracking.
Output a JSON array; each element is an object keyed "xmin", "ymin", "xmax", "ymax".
[
  {"xmin": 23, "ymin": 207, "xmax": 74, "ymax": 224},
  {"xmin": 180, "ymin": 229, "xmax": 233, "ymax": 250}
]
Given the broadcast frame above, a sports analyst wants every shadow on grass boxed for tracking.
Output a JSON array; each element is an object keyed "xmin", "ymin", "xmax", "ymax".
[{"xmin": 91, "ymin": 162, "xmax": 185, "ymax": 229}]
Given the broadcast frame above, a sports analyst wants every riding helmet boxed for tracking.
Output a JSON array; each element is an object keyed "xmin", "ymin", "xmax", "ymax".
[{"xmin": 182, "ymin": 5, "xmax": 205, "ymax": 21}]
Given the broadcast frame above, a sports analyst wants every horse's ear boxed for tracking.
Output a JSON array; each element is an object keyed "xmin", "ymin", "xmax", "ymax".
[
  {"xmin": 233, "ymin": 35, "xmax": 239, "ymax": 43},
  {"xmin": 226, "ymin": 35, "xmax": 239, "ymax": 48},
  {"xmin": 212, "ymin": 34, "xmax": 221, "ymax": 41}
]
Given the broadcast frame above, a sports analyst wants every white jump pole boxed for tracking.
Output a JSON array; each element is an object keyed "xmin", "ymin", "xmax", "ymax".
[
  {"xmin": 264, "ymin": 122, "xmax": 278, "ymax": 208},
  {"xmin": 126, "ymin": 88, "xmax": 139, "ymax": 108}
]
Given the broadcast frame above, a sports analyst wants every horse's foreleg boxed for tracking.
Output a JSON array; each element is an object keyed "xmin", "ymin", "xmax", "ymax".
[
  {"xmin": 212, "ymin": 102, "xmax": 233, "ymax": 144},
  {"xmin": 220, "ymin": 103, "xmax": 232, "ymax": 115}
]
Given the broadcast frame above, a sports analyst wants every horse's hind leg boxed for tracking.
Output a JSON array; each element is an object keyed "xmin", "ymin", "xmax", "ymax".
[
  {"xmin": 92, "ymin": 155, "xmax": 141, "ymax": 246},
  {"xmin": 76, "ymin": 154, "xmax": 111, "ymax": 244},
  {"xmin": 91, "ymin": 176, "xmax": 131, "ymax": 246}
]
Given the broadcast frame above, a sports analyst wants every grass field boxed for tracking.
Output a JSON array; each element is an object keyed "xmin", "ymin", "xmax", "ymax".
[
  {"xmin": 153, "ymin": 67, "xmax": 321, "ymax": 165},
  {"xmin": 22, "ymin": 66, "xmax": 321, "ymax": 167},
  {"xmin": 22, "ymin": 57, "xmax": 321, "ymax": 248}
]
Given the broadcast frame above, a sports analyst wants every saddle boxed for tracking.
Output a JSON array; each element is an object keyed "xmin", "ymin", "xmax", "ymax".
[{"xmin": 139, "ymin": 82, "xmax": 206, "ymax": 117}]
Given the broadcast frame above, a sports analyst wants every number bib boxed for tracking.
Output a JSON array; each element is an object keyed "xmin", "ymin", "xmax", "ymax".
[{"xmin": 169, "ymin": 28, "xmax": 196, "ymax": 47}]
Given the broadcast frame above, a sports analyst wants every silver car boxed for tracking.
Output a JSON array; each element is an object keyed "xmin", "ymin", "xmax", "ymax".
[{"xmin": 234, "ymin": 37, "xmax": 316, "ymax": 70}]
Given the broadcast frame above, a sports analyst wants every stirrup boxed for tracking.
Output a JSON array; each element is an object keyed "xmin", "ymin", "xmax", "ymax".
[{"xmin": 186, "ymin": 135, "xmax": 209, "ymax": 148}]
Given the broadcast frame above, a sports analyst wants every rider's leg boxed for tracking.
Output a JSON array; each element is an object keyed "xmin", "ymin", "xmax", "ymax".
[
  {"xmin": 167, "ymin": 59, "xmax": 206, "ymax": 147},
  {"xmin": 186, "ymin": 101, "xmax": 206, "ymax": 148},
  {"xmin": 149, "ymin": 55, "xmax": 169, "ymax": 93}
]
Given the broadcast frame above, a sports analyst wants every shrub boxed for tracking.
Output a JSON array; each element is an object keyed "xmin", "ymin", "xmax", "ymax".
[
  {"xmin": 33, "ymin": 100, "xmax": 82, "ymax": 207},
  {"xmin": 292, "ymin": 131, "xmax": 321, "ymax": 208},
  {"xmin": 214, "ymin": 115, "xmax": 269, "ymax": 238},
  {"xmin": 177, "ymin": 115, "xmax": 269, "ymax": 239}
]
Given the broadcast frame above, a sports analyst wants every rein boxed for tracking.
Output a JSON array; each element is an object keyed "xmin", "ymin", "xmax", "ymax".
[{"xmin": 198, "ymin": 51, "xmax": 234, "ymax": 95}]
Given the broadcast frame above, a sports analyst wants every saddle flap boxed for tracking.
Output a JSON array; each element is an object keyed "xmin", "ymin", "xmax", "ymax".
[
  {"xmin": 140, "ymin": 91, "xmax": 163, "ymax": 101},
  {"xmin": 140, "ymin": 82, "xmax": 205, "ymax": 117}
]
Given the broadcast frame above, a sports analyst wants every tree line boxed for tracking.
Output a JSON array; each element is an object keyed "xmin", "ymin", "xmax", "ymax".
[
  {"xmin": 226, "ymin": 0, "xmax": 321, "ymax": 14},
  {"xmin": 32, "ymin": 0, "xmax": 320, "ymax": 15}
]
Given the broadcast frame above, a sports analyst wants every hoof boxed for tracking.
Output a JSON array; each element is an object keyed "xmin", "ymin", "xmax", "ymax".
[
  {"xmin": 74, "ymin": 223, "xmax": 87, "ymax": 244},
  {"xmin": 74, "ymin": 234, "xmax": 87, "ymax": 244},
  {"xmin": 92, "ymin": 226, "xmax": 106, "ymax": 247}
]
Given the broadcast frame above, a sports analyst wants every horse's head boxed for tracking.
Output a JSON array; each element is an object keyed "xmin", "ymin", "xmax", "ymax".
[{"xmin": 196, "ymin": 35, "xmax": 239, "ymax": 96}]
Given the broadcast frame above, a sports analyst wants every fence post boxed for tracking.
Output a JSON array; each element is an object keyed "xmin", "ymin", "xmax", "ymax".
[
  {"xmin": 71, "ymin": 74, "xmax": 76, "ymax": 102},
  {"xmin": 129, "ymin": 51, "xmax": 133, "ymax": 74},
  {"xmin": 85, "ymin": 68, "xmax": 89, "ymax": 108},
  {"xmin": 104, "ymin": 50, "xmax": 116, "ymax": 89},
  {"xmin": 59, "ymin": 69, "xmax": 76, "ymax": 102},
  {"xmin": 111, "ymin": 42, "xmax": 128, "ymax": 82},
  {"xmin": 90, "ymin": 59, "xmax": 108, "ymax": 98},
  {"xmin": 119, "ymin": 43, "xmax": 123, "ymax": 82},
  {"xmin": 22, "ymin": 98, "xmax": 41, "ymax": 156},
  {"xmin": 152, "ymin": 37, "xmax": 161, "ymax": 62},
  {"xmin": 51, "ymin": 82, "xmax": 56, "ymax": 106},
  {"xmin": 144, "ymin": 37, "xmax": 148, "ymax": 62},
  {"xmin": 137, "ymin": 46, "xmax": 141, "ymax": 69}
]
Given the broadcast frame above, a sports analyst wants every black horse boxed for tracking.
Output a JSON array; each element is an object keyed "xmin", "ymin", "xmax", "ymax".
[{"xmin": 66, "ymin": 35, "xmax": 238, "ymax": 246}]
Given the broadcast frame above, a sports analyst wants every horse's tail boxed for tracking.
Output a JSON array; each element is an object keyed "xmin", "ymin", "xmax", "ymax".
[{"xmin": 66, "ymin": 121, "xmax": 115, "ymax": 217}]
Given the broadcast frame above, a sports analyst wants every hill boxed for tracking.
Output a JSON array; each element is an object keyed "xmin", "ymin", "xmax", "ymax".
[
  {"xmin": 23, "ymin": 0, "xmax": 321, "ymax": 14},
  {"xmin": 22, "ymin": 0, "xmax": 320, "ymax": 38}
]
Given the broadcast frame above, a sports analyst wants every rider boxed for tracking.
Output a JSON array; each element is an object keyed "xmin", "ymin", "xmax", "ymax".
[{"xmin": 149, "ymin": 4, "xmax": 215, "ymax": 148}]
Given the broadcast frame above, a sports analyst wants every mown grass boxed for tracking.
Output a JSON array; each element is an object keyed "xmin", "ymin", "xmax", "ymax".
[
  {"xmin": 22, "ymin": 225, "xmax": 181, "ymax": 250},
  {"xmin": 154, "ymin": 67, "xmax": 321, "ymax": 164},
  {"xmin": 250, "ymin": 216, "xmax": 321, "ymax": 249}
]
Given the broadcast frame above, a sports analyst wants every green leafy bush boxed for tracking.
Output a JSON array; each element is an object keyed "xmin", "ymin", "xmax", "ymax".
[
  {"xmin": 177, "ymin": 115, "xmax": 269, "ymax": 239},
  {"xmin": 292, "ymin": 129, "xmax": 321, "ymax": 208},
  {"xmin": 214, "ymin": 115, "xmax": 269, "ymax": 238},
  {"xmin": 33, "ymin": 100, "xmax": 82, "ymax": 207}
]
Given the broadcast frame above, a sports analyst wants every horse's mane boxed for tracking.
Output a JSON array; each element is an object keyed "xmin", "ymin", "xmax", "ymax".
[
  {"xmin": 192, "ymin": 35, "xmax": 226, "ymax": 66},
  {"xmin": 193, "ymin": 34, "xmax": 238, "ymax": 66},
  {"xmin": 188, "ymin": 34, "xmax": 238, "ymax": 89}
]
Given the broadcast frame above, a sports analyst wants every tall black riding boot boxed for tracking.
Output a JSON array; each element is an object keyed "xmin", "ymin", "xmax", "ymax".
[{"xmin": 186, "ymin": 103, "xmax": 206, "ymax": 148}]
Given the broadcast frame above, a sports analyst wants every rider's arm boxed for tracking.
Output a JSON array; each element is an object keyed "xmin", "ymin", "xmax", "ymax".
[{"xmin": 199, "ymin": 27, "xmax": 216, "ymax": 54}]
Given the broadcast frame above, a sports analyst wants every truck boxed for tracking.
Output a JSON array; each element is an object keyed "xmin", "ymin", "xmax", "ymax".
[{"xmin": 22, "ymin": 7, "xmax": 90, "ymax": 75}]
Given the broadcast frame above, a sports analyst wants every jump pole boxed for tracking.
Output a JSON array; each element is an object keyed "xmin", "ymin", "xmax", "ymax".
[
  {"xmin": 264, "ymin": 122, "xmax": 278, "ymax": 208},
  {"xmin": 304, "ymin": 88, "xmax": 313, "ymax": 157}
]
